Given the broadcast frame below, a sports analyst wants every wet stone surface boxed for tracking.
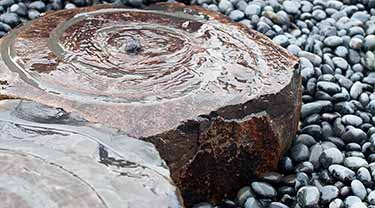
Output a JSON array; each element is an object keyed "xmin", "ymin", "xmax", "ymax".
[
  {"xmin": 0, "ymin": 99, "xmax": 182, "ymax": 208},
  {"xmin": 0, "ymin": 3, "xmax": 300, "ymax": 206}
]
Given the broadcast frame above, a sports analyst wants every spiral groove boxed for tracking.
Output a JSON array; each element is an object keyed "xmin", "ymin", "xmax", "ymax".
[{"xmin": 3, "ymin": 7, "xmax": 288, "ymax": 103}]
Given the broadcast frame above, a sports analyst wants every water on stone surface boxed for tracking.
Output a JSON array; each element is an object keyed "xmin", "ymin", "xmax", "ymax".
[
  {"xmin": 0, "ymin": 99, "xmax": 182, "ymax": 208},
  {"xmin": 2, "ymin": 7, "xmax": 291, "ymax": 104}
]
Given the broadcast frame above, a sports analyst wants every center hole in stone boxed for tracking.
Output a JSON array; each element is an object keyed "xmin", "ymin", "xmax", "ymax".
[{"xmin": 124, "ymin": 37, "xmax": 142, "ymax": 54}]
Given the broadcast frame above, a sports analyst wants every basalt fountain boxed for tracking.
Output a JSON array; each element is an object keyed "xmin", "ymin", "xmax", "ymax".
[{"xmin": 0, "ymin": 3, "xmax": 300, "ymax": 207}]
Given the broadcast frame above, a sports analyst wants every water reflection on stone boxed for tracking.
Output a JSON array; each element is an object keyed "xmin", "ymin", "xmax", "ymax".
[{"xmin": 0, "ymin": 99, "xmax": 182, "ymax": 208}]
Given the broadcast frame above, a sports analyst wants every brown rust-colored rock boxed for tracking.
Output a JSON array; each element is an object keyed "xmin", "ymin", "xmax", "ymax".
[{"xmin": 0, "ymin": 3, "xmax": 301, "ymax": 206}]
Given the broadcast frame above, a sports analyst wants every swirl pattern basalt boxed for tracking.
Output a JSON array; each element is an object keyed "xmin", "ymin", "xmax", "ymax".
[
  {"xmin": 0, "ymin": 3, "xmax": 299, "ymax": 137},
  {"xmin": 2, "ymin": 5, "xmax": 292, "ymax": 104},
  {"xmin": 0, "ymin": 3, "xmax": 300, "ymax": 207}
]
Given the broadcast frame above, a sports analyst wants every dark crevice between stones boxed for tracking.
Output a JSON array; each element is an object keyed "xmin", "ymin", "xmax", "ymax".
[{"xmin": 0, "ymin": 94, "xmax": 20, "ymax": 100}]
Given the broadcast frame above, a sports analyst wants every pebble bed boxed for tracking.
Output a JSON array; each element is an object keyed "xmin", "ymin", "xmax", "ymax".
[{"xmin": 1, "ymin": 0, "xmax": 375, "ymax": 207}]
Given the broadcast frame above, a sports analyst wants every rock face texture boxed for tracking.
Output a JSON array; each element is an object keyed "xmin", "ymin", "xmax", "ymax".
[
  {"xmin": 0, "ymin": 3, "xmax": 301, "ymax": 206},
  {"xmin": 0, "ymin": 99, "xmax": 182, "ymax": 208}
]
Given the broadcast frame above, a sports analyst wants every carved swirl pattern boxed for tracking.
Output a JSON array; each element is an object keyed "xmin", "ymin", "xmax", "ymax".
[{"xmin": 4, "ymin": 8, "xmax": 288, "ymax": 103}]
